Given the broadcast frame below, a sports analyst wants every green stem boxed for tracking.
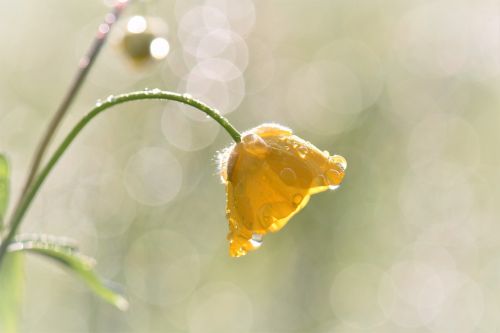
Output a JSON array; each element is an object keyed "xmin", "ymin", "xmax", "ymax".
[{"xmin": 0, "ymin": 90, "xmax": 241, "ymax": 267}]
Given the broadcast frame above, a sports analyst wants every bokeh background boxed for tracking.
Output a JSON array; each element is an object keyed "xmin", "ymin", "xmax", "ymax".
[{"xmin": 1, "ymin": 0, "xmax": 499, "ymax": 332}]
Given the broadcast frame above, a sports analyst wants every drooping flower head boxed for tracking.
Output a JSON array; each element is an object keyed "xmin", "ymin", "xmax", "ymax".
[{"xmin": 219, "ymin": 124, "xmax": 347, "ymax": 257}]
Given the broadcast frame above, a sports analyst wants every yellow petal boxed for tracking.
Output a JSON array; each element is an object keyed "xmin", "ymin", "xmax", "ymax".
[{"xmin": 220, "ymin": 124, "xmax": 346, "ymax": 257}]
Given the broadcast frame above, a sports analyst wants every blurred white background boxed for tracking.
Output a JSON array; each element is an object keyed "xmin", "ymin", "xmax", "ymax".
[{"xmin": 1, "ymin": 0, "xmax": 500, "ymax": 332}]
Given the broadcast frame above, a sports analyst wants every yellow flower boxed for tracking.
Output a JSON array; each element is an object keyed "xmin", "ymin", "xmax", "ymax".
[{"xmin": 219, "ymin": 124, "xmax": 347, "ymax": 257}]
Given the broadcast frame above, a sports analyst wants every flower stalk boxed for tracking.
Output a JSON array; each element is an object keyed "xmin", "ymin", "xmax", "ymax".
[
  {"xmin": 0, "ymin": 90, "xmax": 241, "ymax": 268},
  {"xmin": 17, "ymin": 0, "xmax": 130, "ymax": 208}
]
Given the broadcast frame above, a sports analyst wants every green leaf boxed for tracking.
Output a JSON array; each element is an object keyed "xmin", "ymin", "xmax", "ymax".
[
  {"xmin": 0, "ymin": 253, "xmax": 25, "ymax": 333},
  {"xmin": 0, "ymin": 154, "xmax": 9, "ymax": 228},
  {"xmin": 8, "ymin": 235, "xmax": 128, "ymax": 311}
]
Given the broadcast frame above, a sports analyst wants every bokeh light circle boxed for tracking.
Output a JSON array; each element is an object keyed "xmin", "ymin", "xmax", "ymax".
[
  {"xmin": 125, "ymin": 229, "xmax": 200, "ymax": 306},
  {"xmin": 330, "ymin": 263, "xmax": 389, "ymax": 329},
  {"xmin": 188, "ymin": 282, "xmax": 253, "ymax": 333},
  {"xmin": 161, "ymin": 102, "xmax": 221, "ymax": 151},
  {"xmin": 123, "ymin": 147, "xmax": 182, "ymax": 206}
]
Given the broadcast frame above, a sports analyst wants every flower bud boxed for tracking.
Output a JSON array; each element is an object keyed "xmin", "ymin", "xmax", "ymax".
[{"xmin": 219, "ymin": 123, "xmax": 347, "ymax": 257}]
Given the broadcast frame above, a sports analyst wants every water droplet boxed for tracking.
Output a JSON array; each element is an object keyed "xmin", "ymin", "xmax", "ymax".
[
  {"xmin": 7, "ymin": 242, "xmax": 24, "ymax": 251},
  {"xmin": 98, "ymin": 23, "xmax": 110, "ymax": 36},
  {"xmin": 292, "ymin": 194, "xmax": 303, "ymax": 205},
  {"xmin": 330, "ymin": 155, "xmax": 347, "ymax": 171},
  {"xmin": 95, "ymin": 99, "xmax": 103, "ymax": 107},
  {"xmin": 297, "ymin": 146, "xmax": 309, "ymax": 158},
  {"xmin": 279, "ymin": 168, "xmax": 297, "ymax": 185},
  {"xmin": 258, "ymin": 204, "xmax": 274, "ymax": 227},
  {"xmin": 326, "ymin": 168, "xmax": 343, "ymax": 186},
  {"xmin": 106, "ymin": 95, "xmax": 114, "ymax": 102},
  {"xmin": 328, "ymin": 184, "xmax": 340, "ymax": 191},
  {"xmin": 182, "ymin": 93, "xmax": 193, "ymax": 99},
  {"xmin": 250, "ymin": 233, "xmax": 263, "ymax": 248},
  {"xmin": 151, "ymin": 88, "xmax": 161, "ymax": 94},
  {"xmin": 105, "ymin": 13, "xmax": 116, "ymax": 24},
  {"xmin": 242, "ymin": 133, "xmax": 269, "ymax": 158},
  {"xmin": 312, "ymin": 175, "xmax": 327, "ymax": 187}
]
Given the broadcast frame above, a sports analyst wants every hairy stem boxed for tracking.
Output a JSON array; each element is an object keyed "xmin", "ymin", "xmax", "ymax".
[
  {"xmin": 18, "ymin": 1, "xmax": 129, "ymax": 204},
  {"xmin": 0, "ymin": 90, "xmax": 241, "ymax": 267}
]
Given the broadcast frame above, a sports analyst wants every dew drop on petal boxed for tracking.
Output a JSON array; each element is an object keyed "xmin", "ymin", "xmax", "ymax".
[
  {"xmin": 312, "ymin": 175, "xmax": 327, "ymax": 187},
  {"xmin": 330, "ymin": 155, "xmax": 347, "ymax": 170},
  {"xmin": 297, "ymin": 145, "xmax": 309, "ymax": 158},
  {"xmin": 250, "ymin": 233, "xmax": 263, "ymax": 248},
  {"xmin": 326, "ymin": 168, "xmax": 343, "ymax": 185},
  {"xmin": 292, "ymin": 194, "xmax": 303, "ymax": 205},
  {"xmin": 258, "ymin": 203, "xmax": 273, "ymax": 227},
  {"xmin": 279, "ymin": 167, "xmax": 297, "ymax": 185},
  {"xmin": 241, "ymin": 133, "xmax": 269, "ymax": 158}
]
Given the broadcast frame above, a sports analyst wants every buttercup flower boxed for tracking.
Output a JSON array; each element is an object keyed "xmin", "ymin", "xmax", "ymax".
[{"xmin": 219, "ymin": 123, "xmax": 347, "ymax": 257}]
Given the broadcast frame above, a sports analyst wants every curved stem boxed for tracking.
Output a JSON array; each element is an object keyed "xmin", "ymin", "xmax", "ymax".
[{"xmin": 0, "ymin": 90, "xmax": 241, "ymax": 267}]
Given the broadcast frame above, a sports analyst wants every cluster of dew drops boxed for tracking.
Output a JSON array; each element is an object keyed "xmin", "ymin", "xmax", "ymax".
[{"xmin": 242, "ymin": 131, "xmax": 346, "ymax": 193}]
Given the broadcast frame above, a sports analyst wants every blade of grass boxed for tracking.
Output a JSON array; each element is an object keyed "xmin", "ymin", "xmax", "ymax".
[
  {"xmin": 0, "ymin": 154, "xmax": 9, "ymax": 229},
  {"xmin": 0, "ymin": 253, "xmax": 24, "ymax": 333}
]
